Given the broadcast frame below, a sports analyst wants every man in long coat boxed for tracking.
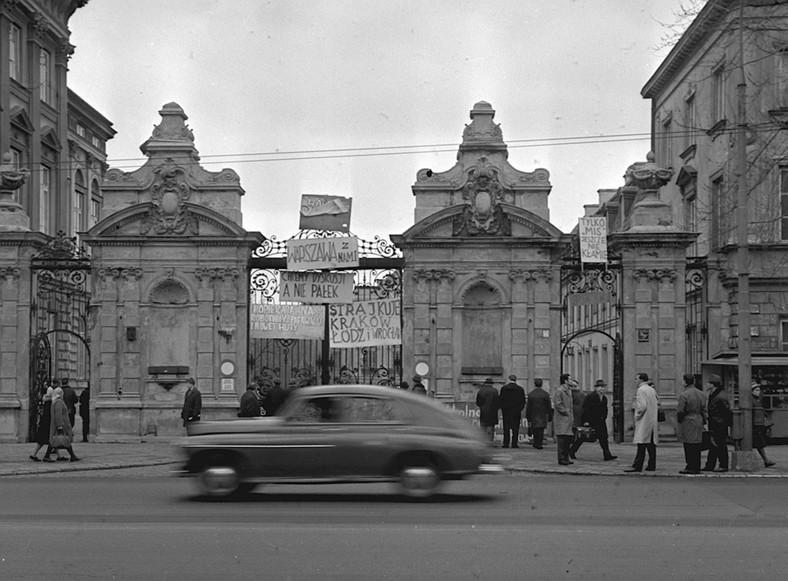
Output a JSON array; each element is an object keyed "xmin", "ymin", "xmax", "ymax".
[
  {"xmin": 181, "ymin": 377, "xmax": 202, "ymax": 428},
  {"xmin": 553, "ymin": 374, "xmax": 575, "ymax": 465},
  {"xmin": 525, "ymin": 378, "xmax": 551, "ymax": 449},
  {"xmin": 625, "ymin": 373, "xmax": 658, "ymax": 472},
  {"xmin": 499, "ymin": 374, "xmax": 526, "ymax": 448},
  {"xmin": 676, "ymin": 373, "xmax": 707, "ymax": 474},
  {"xmin": 571, "ymin": 379, "xmax": 617, "ymax": 461},
  {"xmin": 703, "ymin": 374, "xmax": 732, "ymax": 472},
  {"xmin": 475, "ymin": 378, "xmax": 500, "ymax": 442}
]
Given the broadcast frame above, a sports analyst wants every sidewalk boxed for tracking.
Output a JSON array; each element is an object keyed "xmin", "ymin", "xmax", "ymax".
[{"xmin": 1, "ymin": 438, "xmax": 786, "ymax": 478}]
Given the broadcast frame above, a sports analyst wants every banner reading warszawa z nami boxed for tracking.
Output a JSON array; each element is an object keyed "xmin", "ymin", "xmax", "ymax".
[{"xmin": 329, "ymin": 298, "xmax": 401, "ymax": 348}]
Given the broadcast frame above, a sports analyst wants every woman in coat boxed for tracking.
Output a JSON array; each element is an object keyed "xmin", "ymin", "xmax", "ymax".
[
  {"xmin": 45, "ymin": 387, "xmax": 80, "ymax": 462},
  {"xmin": 30, "ymin": 387, "xmax": 54, "ymax": 461},
  {"xmin": 676, "ymin": 374, "xmax": 707, "ymax": 474}
]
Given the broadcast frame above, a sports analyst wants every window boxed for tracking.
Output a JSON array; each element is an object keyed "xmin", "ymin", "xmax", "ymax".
[
  {"xmin": 39, "ymin": 49, "xmax": 52, "ymax": 105},
  {"xmin": 712, "ymin": 63, "xmax": 726, "ymax": 122},
  {"xmin": 76, "ymin": 124, "xmax": 86, "ymax": 137},
  {"xmin": 782, "ymin": 320, "xmax": 788, "ymax": 351},
  {"xmin": 9, "ymin": 23, "xmax": 21, "ymax": 81},
  {"xmin": 684, "ymin": 93, "xmax": 696, "ymax": 149},
  {"xmin": 74, "ymin": 171, "xmax": 86, "ymax": 235},
  {"xmin": 685, "ymin": 193, "xmax": 698, "ymax": 253},
  {"xmin": 660, "ymin": 115, "xmax": 673, "ymax": 167},
  {"xmin": 778, "ymin": 50, "xmax": 788, "ymax": 108},
  {"xmin": 90, "ymin": 198, "xmax": 100, "ymax": 226},
  {"xmin": 39, "ymin": 166, "xmax": 51, "ymax": 235},
  {"xmin": 712, "ymin": 176, "xmax": 734, "ymax": 249},
  {"xmin": 781, "ymin": 167, "xmax": 788, "ymax": 241}
]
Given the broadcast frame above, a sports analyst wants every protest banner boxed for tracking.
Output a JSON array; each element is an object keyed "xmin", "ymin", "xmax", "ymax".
[
  {"xmin": 299, "ymin": 194, "xmax": 352, "ymax": 233},
  {"xmin": 579, "ymin": 216, "xmax": 608, "ymax": 263},
  {"xmin": 329, "ymin": 298, "xmax": 401, "ymax": 348},
  {"xmin": 286, "ymin": 236, "xmax": 359, "ymax": 270},
  {"xmin": 279, "ymin": 270, "xmax": 354, "ymax": 304},
  {"xmin": 250, "ymin": 303, "xmax": 324, "ymax": 339}
]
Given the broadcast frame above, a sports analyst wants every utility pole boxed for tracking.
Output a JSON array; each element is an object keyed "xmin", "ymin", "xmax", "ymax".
[{"xmin": 732, "ymin": 0, "xmax": 757, "ymax": 471}]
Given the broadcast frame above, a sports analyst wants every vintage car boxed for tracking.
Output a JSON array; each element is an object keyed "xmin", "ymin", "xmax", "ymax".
[{"xmin": 176, "ymin": 384, "xmax": 502, "ymax": 498}]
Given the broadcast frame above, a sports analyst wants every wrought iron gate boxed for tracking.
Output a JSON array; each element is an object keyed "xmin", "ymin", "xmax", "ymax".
[
  {"xmin": 560, "ymin": 248, "xmax": 624, "ymax": 441},
  {"xmin": 249, "ymin": 231, "xmax": 403, "ymax": 389},
  {"xmin": 28, "ymin": 232, "xmax": 92, "ymax": 441}
]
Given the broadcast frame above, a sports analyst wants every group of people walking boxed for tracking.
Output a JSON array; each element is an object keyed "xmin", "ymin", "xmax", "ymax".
[{"xmin": 30, "ymin": 378, "xmax": 86, "ymax": 462}]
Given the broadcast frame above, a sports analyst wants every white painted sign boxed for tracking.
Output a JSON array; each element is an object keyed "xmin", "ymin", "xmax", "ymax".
[
  {"xmin": 329, "ymin": 298, "xmax": 401, "ymax": 348},
  {"xmin": 279, "ymin": 270, "xmax": 354, "ymax": 304},
  {"xmin": 579, "ymin": 217, "xmax": 608, "ymax": 263},
  {"xmin": 299, "ymin": 194, "xmax": 352, "ymax": 233},
  {"xmin": 286, "ymin": 236, "xmax": 359, "ymax": 270},
  {"xmin": 250, "ymin": 303, "xmax": 325, "ymax": 339}
]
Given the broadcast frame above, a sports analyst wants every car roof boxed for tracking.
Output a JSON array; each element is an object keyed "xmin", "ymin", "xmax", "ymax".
[{"xmin": 291, "ymin": 384, "xmax": 412, "ymax": 399}]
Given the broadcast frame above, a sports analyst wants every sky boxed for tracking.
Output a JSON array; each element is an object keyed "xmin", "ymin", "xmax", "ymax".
[{"xmin": 67, "ymin": 0, "xmax": 690, "ymax": 241}]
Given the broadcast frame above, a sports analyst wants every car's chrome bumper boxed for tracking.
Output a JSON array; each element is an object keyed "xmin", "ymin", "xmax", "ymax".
[{"xmin": 478, "ymin": 463, "xmax": 505, "ymax": 474}]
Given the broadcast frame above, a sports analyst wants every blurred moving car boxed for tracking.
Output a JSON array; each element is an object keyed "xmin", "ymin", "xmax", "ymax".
[{"xmin": 176, "ymin": 384, "xmax": 502, "ymax": 498}]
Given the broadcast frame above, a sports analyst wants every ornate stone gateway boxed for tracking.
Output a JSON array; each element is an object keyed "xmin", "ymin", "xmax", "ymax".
[
  {"xmin": 249, "ymin": 231, "xmax": 403, "ymax": 389},
  {"xmin": 29, "ymin": 232, "xmax": 91, "ymax": 441}
]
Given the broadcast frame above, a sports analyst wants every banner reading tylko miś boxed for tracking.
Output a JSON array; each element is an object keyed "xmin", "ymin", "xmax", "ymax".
[{"xmin": 329, "ymin": 298, "xmax": 401, "ymax": 348}]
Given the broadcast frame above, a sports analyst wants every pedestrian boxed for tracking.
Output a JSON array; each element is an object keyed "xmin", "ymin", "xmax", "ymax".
[
  {"xmin": 30, "ymin": 387, "xmax": 54, "ymax": 461},
  {"xmin": 262, "ymin": 382, "xmax": 287, "ymax": 416},
  {"xmin": 238, "ymin": 382, "xmax": 261, "ymax": 417},
  {"xmin": 625, "ymin": 372, "xmax": 658, "ymax": 472},
  {"xmin": 569, "ymin": 378, "xmax": 585, "ymax": 459},
  {"xmin": 411, "ymin": 375, "xmax": 427, "ymax": 395},
  {"xmin": 525, "ymin": 378, "xmax": 551, "ymax": 449},
  {"xmin": 181, "ymin": 377, "xmax": 202, "ymax": 427},
  {"xmin": 752, "ymin": 382, "xmax": 776, "ymax": 468},
  {"xmin": 676, "ymin": 373, "xmax": 707, "ymax": 474},
  {"xmin": 553, "ymin": 374, "xmax": 575, "ymax": 465},
  {"xmin": 570, "ymin": 379, "xmax": 617, "ymax": 461},
  {"xmin": 475, "ymin": 378, "xmax": 500, "ymax": 443},
  {"xmin": 499, "ymin": 374, "xmax": 526, "ymax": 448},
  {"xmin": 47, "ymin": 387, "xmax": 80, "ymax": 462},
  {"xmin": 702, "ymin": 374, "xmax": 731, "ymax": 473},
  {"xmin": 78, "ymin": 387, "xmax": 90, "ymax": 442},
  {"xmin": 398, "ymin": 381, "xmax": 410, "ymax": 390},
  {"xmin": 61, "ymin": 377, "xmax": 78, "ymax": 428}
]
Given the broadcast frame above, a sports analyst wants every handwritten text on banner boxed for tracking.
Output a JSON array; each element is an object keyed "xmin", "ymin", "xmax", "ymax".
[
  {"xmin": 279, "ymin": 270, "xmax": 355, "ymax": 304},
  {"xmin": 329, "ymin": 298, "xmax": 401, "ymax": 348},
  {"xmin": 250, "ymin": 303, "xmax": 325, "ymax": 340},
  {"xmin": 286, "ymin": 236, "xmax": 359, "ymax": 270}
]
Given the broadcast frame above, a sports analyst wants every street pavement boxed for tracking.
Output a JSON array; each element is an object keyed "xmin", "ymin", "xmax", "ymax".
[{"xmin": 1, "ymin": 436, "xmax": 786, "ymax": 478}]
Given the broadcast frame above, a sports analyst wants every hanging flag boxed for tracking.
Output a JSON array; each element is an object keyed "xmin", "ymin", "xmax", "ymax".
[
  {"xmin": 579, "ymin": 217, "xmax": 608, "ymax": 264},
  {"xmin": 299, "ymin": 194, "xmax": 352, "ymax": 233}
]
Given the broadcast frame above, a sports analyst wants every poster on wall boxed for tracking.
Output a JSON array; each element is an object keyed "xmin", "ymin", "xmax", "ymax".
[
  {"xmin": 279, "ymin": 270, "xmax": 354, "ymax": 303},
  {"xmin": 329, "ymin": 298, "xmax": 401, "ymax": 348},
  {"xmin": 286, "ymin": 236, "xmax": 359, "ymax": 270},
  {"xmin": 579, "ymin": 216, "xmax": 608, "ymax": 263},
  {"xmin": 298, "ymin": 194, "xmax": 352, "ymax": 233},
  {"xmin": 250, "ymin": 303, "xmax": 324, "ymax": 339}
]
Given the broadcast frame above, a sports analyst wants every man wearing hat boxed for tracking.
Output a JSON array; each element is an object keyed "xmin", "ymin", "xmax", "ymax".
[
  {"xmin": 703, "ymin": 374, "xmax": 732, "ymax": 472},
  {"xmin": 475, "ymin": 378, "xmax": 500, "ymax": 442},
  {"xmin": 571, "ymin": 379, "xmax": 617, "ymax": 461},
  {"xmin": 499, "ymin": 374, "xmax": 526, "ymax": 448}
]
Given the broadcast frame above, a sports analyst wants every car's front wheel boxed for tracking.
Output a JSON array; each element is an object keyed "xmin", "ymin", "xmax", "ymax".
[{"xmin": 397, "ymin": 463, "xmax": 441, "ymax": 498}]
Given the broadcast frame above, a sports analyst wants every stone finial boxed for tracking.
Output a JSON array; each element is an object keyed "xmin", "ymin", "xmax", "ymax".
[
  {"xmin": 624, "ymin": 151, "xmax": 673, "ymax": 192},
  {"xmin": 139, "ymin": 103, "xmax": 199, "ymax": 159},
  {"xmin": 460, "ymin": 101, "xmax": 507, "ymax": 154}
]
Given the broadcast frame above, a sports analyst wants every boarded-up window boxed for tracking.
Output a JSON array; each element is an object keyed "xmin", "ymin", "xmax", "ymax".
[{"xmin": 461, "ymin": 282, "xmax": 502, "ymax": 375}]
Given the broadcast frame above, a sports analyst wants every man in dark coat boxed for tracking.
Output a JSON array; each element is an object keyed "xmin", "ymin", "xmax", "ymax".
[
  {"xmin": 61, "ymin": 378, "xmax": 78, "ymax": 428},
  {"xmin": 78, "ymin": 387, "xmax": 90, "ymax": 442},
  {"xmin": 181, "ymin": 377, "xmax": 202, "ymax": 427},
  {"xmin": 676, "ymin": 374, "xmax": 707, "ymax": 474},
  {"xmin": 570, "ymin": 379, "xmax": 617, "ymax": 460},
  {"xmin": 524, "ymin": 378, "xmax": 551, "ymax": 449},
  {"xmin": 703, "ymin": 374, "xmax": 732, "ymax": 472},
  {"xmin": 475, "ymin": 378, "xmax": 500, "ymax": 442},
  {"xmin": 569, "ymin": 378, "xmax": 586, "ymax": 459},
  {"xmin": 238, "ymin": 382, "xmax": 261, "ymax": 417},
  {"xmin": 261, "ymin": 382, "xmax": 287, "ymax": 416},
  {"xmin": 499, "ymin": 374, "xmax": 526, "ymax": 448},
  {"xmin": 411, "ymin": 375, "xmax": 427, "ymax": 395}
]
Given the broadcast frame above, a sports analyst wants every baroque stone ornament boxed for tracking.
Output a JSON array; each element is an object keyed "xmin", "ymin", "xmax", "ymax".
[
  {"xmin": 141, "ymin": 160, "xmax": 197, "ymax": 236},
  {"xmin": 452, "ymin": 159, "xmax": 511, "ymax": 236}
]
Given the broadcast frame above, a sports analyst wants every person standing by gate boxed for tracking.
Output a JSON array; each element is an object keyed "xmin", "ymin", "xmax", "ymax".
[
  {"xmin": 571, "ymin": 379, "xmax": 617, "ymax": 461},
  {"xmin": 525, "ymin": 378, "xmax": 551, "ymax": 450},
  {"xmin": 78, "ymin": 387, "xmax": 90, "ymax": 442},
  {"xmin": 553, "ymin": 374, "xmax": 574, "ymax": 465},
  {"xmin": 499, "ymin": 375, "xmax": 525, "ymax": 448},
  {"xmin": 676, "ymin": 374, "xmax": 706, "ymax": 474},
  {"xmin": 475, "ymin": 378, "xmax": 500, "ymax": 443},
  {"xmin": 625, "ymin": 373, "xmax": 658, "ymax": 472},
  {"xmin": 181, "ymin": 377, "xmax": 202, "ymax": 428},
  {"xmin": 61, "ymin": 378, "xmax": 78, "ymax": 428}
]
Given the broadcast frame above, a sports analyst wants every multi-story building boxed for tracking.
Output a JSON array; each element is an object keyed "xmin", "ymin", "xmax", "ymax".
[{"xmin": 1, "ymin": 0, "xmax": 114, "ymax": 237}]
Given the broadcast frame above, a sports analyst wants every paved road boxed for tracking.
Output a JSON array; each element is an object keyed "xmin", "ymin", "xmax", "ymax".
[{"xmin": 1, "ymin": 470, "xmax": 787, "ymax": 580}]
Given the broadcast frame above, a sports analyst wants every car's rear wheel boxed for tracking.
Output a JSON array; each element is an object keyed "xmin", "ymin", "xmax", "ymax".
[
  {"xmin": 197, "ymin": 464, "xmax": 242, "ymax": 497},
  {"xmin": 397, "ymin": 463, "xmax": 441, "ymax": 498}
]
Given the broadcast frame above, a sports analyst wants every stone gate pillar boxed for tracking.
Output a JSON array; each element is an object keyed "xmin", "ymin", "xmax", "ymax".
[
  {"xmin": 608, "ymin": 153, "xmax": 696, "ymax": 439},
  {"xmin": 82, "ymin": 103, "xmax": 263, "ymax": 439}
]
